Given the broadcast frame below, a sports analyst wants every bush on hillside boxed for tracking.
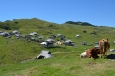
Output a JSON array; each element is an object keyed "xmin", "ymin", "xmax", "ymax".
[
  {"xmin": 0, "ymin": 22, "xmax": 11, "ymax": 30},
  {"xmin": 65, "ymin": 21, "xmax": 94, "ymax": 26}
]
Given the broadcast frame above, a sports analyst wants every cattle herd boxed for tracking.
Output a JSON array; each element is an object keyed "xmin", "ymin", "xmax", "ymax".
[{"xmin": 80, "ymin": 39, "xmax": 110, "ymax": 60}]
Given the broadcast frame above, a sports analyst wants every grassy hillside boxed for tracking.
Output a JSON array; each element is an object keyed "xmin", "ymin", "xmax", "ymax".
[{"xmin": 0, "ymin": 18, "xmax": 115, "ymax": 76}]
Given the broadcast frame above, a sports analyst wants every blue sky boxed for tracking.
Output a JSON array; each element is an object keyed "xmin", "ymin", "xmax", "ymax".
[{"xmin": 1, "ymin": 0, "xmax": 115, "ymax": 27}]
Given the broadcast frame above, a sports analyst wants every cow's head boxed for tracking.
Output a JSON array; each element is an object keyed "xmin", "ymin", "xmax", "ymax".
[
  {"xmin": 87, "ymin": 49, "xmax": 92, "ymax": 58},
  {"xmin": 102, "ymin": 39, "xmax": 108, "ymax": 42}
]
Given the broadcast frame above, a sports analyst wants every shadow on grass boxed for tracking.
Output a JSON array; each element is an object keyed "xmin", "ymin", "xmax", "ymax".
[{"xmin": 106, "ymin": 54, "xmax": 115, "ymax": 59}]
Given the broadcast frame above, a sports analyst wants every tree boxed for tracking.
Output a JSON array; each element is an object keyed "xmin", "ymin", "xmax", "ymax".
[{"xmin": 65, "ymin": 21, "xmax": 76, "ymax": 24}]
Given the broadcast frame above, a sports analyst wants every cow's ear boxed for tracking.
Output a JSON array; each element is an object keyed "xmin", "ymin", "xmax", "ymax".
[{"xmin": 102, "ymin": 39, "xmax": 104, "ymax": 41}]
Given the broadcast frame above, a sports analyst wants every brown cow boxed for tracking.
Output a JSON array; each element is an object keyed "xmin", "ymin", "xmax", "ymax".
[
  {"xmin": 86, "ymin": 47, "xmax": 100, "ymax": 60},
  {"xmin": 98, "ymin": 39, "xmax": 110, "ymax": 58}
]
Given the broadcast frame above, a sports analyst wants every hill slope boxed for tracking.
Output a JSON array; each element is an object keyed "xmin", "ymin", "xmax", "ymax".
[{"xmin": 0, "ymin": 18, "xmax": 115, "ymax": 76}]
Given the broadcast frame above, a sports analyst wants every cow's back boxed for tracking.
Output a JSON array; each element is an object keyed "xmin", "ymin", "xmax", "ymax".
[{"xmin": 86, "ymin": 48, "xmax": 100, "ymax": 59}]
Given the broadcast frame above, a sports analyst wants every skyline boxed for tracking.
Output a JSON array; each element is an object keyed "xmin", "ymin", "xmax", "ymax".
[{"xmin": 1, "ymin": 0, "xmax": 115, "ymax": 27}]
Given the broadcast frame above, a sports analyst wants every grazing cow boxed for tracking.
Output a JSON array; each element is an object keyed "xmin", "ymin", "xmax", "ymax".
[
  {"xmin": 80, "ymin": 52, "xmax": 87, "ymax": 58},
  {"xmin": 55, "ymin": 40, "xmax": 63, "ymax": 45},
  {"xmin": 99, "ymin": 39, "xmax": 110, "ymax": 58},
  {"xmin": 86, "ymin": 48, "xmax": 100, "ymax": 60}
]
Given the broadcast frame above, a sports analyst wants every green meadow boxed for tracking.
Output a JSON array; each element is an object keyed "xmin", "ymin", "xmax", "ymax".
[{"xmin": 0, "ymin": 18, "xmax": 115, "ymax": 76}]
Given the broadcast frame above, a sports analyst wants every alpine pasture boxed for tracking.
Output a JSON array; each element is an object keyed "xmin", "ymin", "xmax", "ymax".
[{"xmin": 0, "ymin": 18, "xmax": 115, "ymax": 76}]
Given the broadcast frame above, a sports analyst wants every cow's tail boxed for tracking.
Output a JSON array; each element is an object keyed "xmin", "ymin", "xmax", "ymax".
[{"xmin": 103, "ymin": 46, "xmax": 105, "ymax": 52}]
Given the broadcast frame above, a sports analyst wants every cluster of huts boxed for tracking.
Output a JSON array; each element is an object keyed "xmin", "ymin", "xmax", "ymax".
[{"xmin": 0, "ymin": 30, "xmax": 77, "ymax": 47}]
